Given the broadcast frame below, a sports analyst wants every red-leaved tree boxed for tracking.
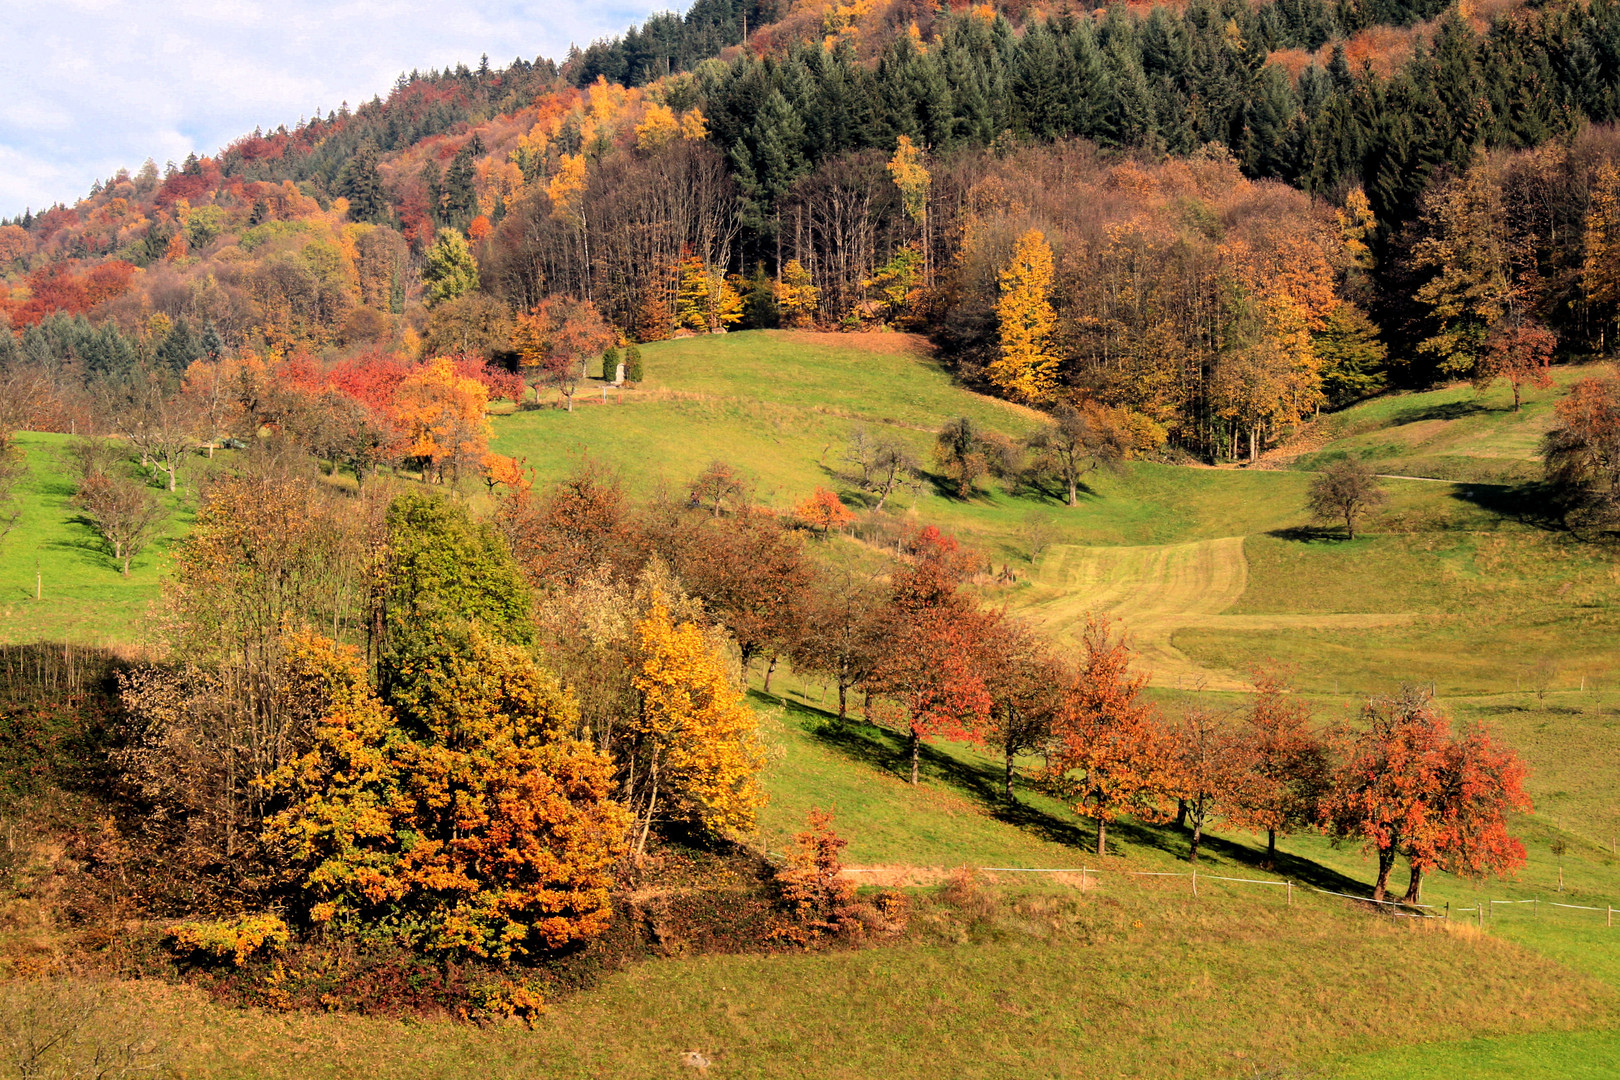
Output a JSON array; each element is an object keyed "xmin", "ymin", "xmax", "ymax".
[{"xmin": 1321, "ymin": 688, "xmax": 1530, "ymax": 903}]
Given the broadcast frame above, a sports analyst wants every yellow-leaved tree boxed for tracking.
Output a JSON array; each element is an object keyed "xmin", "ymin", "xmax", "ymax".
[
  {"xmin": 630, "ymin": 596, "xmax": 766, "ymax": 853},
  {"xmin": 991, "ymin": 229, "xmax": 1061, "ymax": 403}
]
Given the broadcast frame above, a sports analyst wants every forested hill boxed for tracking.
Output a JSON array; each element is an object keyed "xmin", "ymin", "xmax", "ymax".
[{"xmin": 6, "ymin": 0, "xmax": 1620, "ymax": 462}]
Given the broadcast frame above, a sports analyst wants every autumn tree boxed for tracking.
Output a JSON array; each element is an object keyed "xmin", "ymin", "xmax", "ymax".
[
  {"xmin": 794, "ymin": 487, "xmax": 854, "ymax": 537},
  {"xmin": 934, "ymin": 416, "xmax": 1014, "ymax": 498},
  {"xmin": 363, "ymin": 625, "xmax": 629, "ymax": 956},
  {"xmin": 1024, "ymin": 402, "xmax": 1132, "ymax": 507},
  {"xmin": 789, "ymin": 562, "xmax": 887, "ymax": 724},
  {"xmin": 630, "ymin": 596, "xmax": 767, "ymax": 852},
  {"xmin": 74, "ymin": 468, "xmax": 165, "ymax": 576},
  {"xmin": 775, "ymin": 808, "xmax": 856, "ymax": 934},
  {"xmin": 1322, "ymin": 688, "xmax": 1529, "ymax": 903},
  {"xmin": 688, "ymin": 459, "xmax": 750, "ymax": 516},
  {"xmin": 497, "ymin": 462, "xmax": 642, "ymax": 589},
  {"xmin": 1583, "ymin": 162, "xmax": 1620, "ymax": 347},
  {"xmin": 384, "ymin": 492, "xmax": 533, "ymax": 646},
  {"xmin": 1475, "ymin": 319, "xmax": 1556, "ymax": 412},
  {"xmin": 1306, "ymin": 458, "xmax": 1386, "ymax": 539},
  {"xmin": 991, "ymin": 229, "xmax": 1060, "ymax": 403},
  {"xmin": 1038, "ymin": 616, "xmax": 1179, "ymax": 855},
  {"xmin": 1543, "ymin": 373, "xmax": 1620, "ymax": 535},
  {"xmin": 777, "ymin": 260, "xmax": 820, "ymax": 328},
  {"xmin": 393, "ymin": 356, "xmax": 491, "ymax": 482},
  {"xmin": 512, "ymin": 296, "xmax": 615, "ymax": 411},
  {"xmin": 674, "ymin": 252, "xmax": 743, "ymax": 333},
  {"xmin": 1229, "ymin": 666, "xmax": 1327, "ymax": 867},
  {"xmin": 653, "ymin": 505, "xmax": 812, "ymax": 674},
  {"xmin": 979, "ymin": 618, "xmax": 1065, "ymax": 801},
  {"xmin": 1172, "ymin": 708, "xmax": 1253, "ymax": 863},
  {"xmin": 867, "ymin": 529, "xmax": 994, "ymax": 784}
]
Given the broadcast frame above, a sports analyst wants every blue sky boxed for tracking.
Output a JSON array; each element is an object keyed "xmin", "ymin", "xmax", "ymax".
[{"xmin": 0, "ymin": 1, "xmax": 661, "ymax": 216}]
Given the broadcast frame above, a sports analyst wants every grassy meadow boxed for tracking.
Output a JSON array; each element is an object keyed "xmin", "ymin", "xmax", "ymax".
[
  {"xmin": 0, "ymin": 432, "xmax": 192, "ymax": 646},
  {"xmin": 3, "ymin": 329, "xmax": 1619, "ymax": 1077}
]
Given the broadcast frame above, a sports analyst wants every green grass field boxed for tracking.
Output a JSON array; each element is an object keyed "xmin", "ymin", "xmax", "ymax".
[
  {"xmin": 0, "ymin": 432, "xmax": 193, "ymax": 646},
  {"xmin": 4, "ymin": 332, "xmax": 1620, "ymax": 1077}
]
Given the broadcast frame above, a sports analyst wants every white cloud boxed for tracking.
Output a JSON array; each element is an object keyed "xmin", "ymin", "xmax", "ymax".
[{"xmin": 0, "ymin": 0, "xmax": 668, "ymax": 214}]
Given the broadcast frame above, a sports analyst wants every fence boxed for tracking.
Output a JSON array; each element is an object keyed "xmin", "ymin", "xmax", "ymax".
[{"xmin": 845, "ymin": 862, "xmax": 1620, "ymax": 927}]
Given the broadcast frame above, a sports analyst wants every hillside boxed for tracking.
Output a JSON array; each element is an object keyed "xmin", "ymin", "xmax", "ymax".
[{"xmin": 1, "ymin": 329, "xmax": 1619, "ymax": 1077}]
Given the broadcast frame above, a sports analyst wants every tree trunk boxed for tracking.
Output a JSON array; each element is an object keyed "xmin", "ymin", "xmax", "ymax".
[
  {"xmin": 1095, "ymin": 793, "xmax": 1107, "ymax": 856},
  {"xmin": 1189, "ymin": 819, "xmax": 1202, "ymax": 863},
  {"xmin": 167, "ymin": 465, "xmax": 177, "ymax": 492},
  {"xmin": 1373, "ymin": 847, "xmax": 1397, "ymax": 903},
  {"xmin": 1344, "ymin": 509, "xmax": 1355, "ymax": 540},
  {"xmin": 1174, "ymin": 799, "xmax": 1188, "ymax": 830},
  {"xmin": 837, "ymin": 680, "xmax": 848, "ymax": 722},
  {"xmin": 763, "ymin": 654, "xmax": 778, "ymax": 693},
  {"xmin": 1067, "ymin": 472, "xmax": 1077, "ymax": 507},
  {"xmin": 909, "ymin": 726, "xmax": 920, "ymax": 785},
  {"xmin": 1266, "ymin": 828, "xmax": 1277, "ymax": 868},
  {"xmin": 1403, "ymin": 863, "xmax": 1424, "ymax": 904},
  {"xmin": 1004, "ymin": 743, "xmax": 1015, "ymax": 801}
]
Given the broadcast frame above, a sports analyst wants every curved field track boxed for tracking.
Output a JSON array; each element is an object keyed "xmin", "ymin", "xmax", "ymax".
[{"xmin": 1014, "ymin": 538, "xmax": 1416, "ymax": 690}]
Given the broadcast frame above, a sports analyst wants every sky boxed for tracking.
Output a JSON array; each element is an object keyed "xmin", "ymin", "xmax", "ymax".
[{"xmin": 0, "ymin": 0, "xmax": 663, "ymax": 217}]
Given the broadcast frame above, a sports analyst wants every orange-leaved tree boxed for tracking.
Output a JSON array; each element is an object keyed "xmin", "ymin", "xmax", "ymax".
[
  {"xmin": 1172, "ymin": 707, "xmax": 1255, "ymax": 863},
  {"xmin": 264, "ymin": 628, "xmax": 630, "ymax": 957},
  {"xmin": 1476, "ymin": 318, "xmax": 1556, "ymax": 411},
  {"xmin": 1226, "ymin": 665, "xmax": 1328, "ymax": 867},
  {"xmin": 867, "ymin": 527, "xmax": 994, "ymax": 784},
  {"xmin": 513, "ymin": 296, "xmax": 615, "ymax": 412},
  {"xmin": 1321, "ymin": 687, "xmax": 1529, "ymax": 903},
  {"xmin": 794, "ymin": 487, "xmax": 855, "ymax": 537},
  {"xmin": 392, "ymin": 355, "xmax": 490, "ymax": 483},
  {"xmin": 1038, "ymin": 615, "xmax": 1180, "ymax": 856}
]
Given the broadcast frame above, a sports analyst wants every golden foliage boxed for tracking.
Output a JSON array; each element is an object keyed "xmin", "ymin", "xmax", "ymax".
[
  {"xmin": 632, "ymin": 597, "xmax": 767, "ymax": 843},
  {"xmin": 991, "ymin": 229, "xmax": 1061, "ymax": 403}
]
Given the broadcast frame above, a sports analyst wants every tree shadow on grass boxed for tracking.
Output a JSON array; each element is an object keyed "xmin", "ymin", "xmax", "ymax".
[
  {"xmin": 762, "ymin": 693, "xmax": 1374, "ymax": 895},
  {"xmin": 1389, "ymin": 400, "xmax": 1490, "ymax": 425},
  {"xmin": 1448, "ymin": 480, "xmax": 1565, "ymax": 531},
  {"xmin": 1265, "ymin": 525, "xmax": 1348, "ymax": 544}
]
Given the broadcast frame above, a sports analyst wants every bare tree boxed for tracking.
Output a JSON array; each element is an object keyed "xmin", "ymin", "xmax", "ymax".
[
  {"xmin": 0, "ymin": 976, "xmax": 168, "ymax": 1080},
  {"xmin": 844, "ymin": 426, "xmax": 922, "ymax": 511},
  {"xmin": 1306, "ymin": 458, "xmax": 1387, "ymax": 539},
  {"xmin": 0, "ymin": 443, "xmax": 24, "ymax": 547},
  {"xmin": 1024, "ymin": 402, "xmax": 1132, "ymax": 506},
  {"xmin": 109, "ymin": 372, "xmax": 197, "ymax": 493},
  {"xmin": 74, "ymin": 470, "xmax": 166, "ymax": 576}
]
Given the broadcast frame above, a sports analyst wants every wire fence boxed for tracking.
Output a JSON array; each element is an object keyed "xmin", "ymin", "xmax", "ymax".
[{"xmin": 846, "ymin": 862, "xmax": 1620, "ymax": 927}]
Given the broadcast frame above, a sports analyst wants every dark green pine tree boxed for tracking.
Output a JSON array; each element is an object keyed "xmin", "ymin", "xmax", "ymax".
[
  {"xmin": 1240, "ymin": 64, "xmax": 1302, "ymax": 179},
  {"xmin": 200, "ymin": 321, "xmax": 225, "ymax": 362},
  {"xmin": 1068, "ymin": 20, "xmax": 1117, "ymax": 144},
  {"xmin": 419, "ymin": 160, "xmax": 444, "ymax": 226},
  {"xmin": 157, "ymin": 317, "xmax": 205, "ymax": 373},
  {"xmin": 1011, "ymin": 20, "xmax": 1069, "ymax": 140},
  {"xmin": 441, "ymin": 137, "xmax": 482, "ymax": 228},
  {"xmin": 338, "ymin": 142, "xmax": 391, "ymax": 224},
  {"xmin": 1107, "ymin": 38, "xmax": 1159, "ymax": 149},
  {"xmin": 86, "ymin": 322, "xmax": 138, "ymax": 380}
]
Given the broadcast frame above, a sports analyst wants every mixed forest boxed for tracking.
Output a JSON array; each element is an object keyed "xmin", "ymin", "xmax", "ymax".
[{"xmin": 1, "ymin": 0, "xmax": 1620, "ymax": 1075}]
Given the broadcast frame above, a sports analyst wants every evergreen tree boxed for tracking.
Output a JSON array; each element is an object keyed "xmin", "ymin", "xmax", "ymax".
[{"xmin": 338, "ymin": 142, "xmax": 391, "ymax": 224}]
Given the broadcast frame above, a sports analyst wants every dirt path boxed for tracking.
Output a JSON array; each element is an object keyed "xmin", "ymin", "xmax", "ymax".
[{"xmin": 1013, "ymin": 537, "xmax": 1416, "ymax": 691}]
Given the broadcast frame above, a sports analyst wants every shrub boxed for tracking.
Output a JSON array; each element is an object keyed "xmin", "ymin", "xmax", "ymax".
[
  {"xmin": 467, "ymin": 976, "xmax": 548, "ymax": 1025},
  {"xmin": 601, "ymin": 345, "xmax": 621, "ymax": 381},
  {"xmin": 625, "ymin": 345, "xmax": 644, "ymax": 383},
  {"xmin": 171, "ymin": 913, "xmax": 290, "ymax": 966}
]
